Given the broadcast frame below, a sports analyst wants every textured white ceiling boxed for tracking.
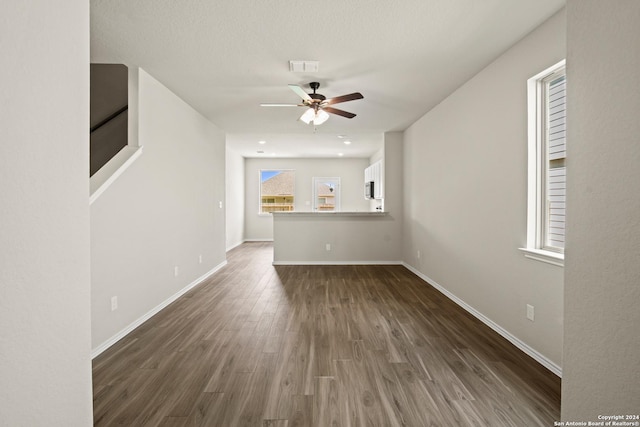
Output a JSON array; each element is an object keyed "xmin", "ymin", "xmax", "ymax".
[{"xmin": 91, "ymin": 0, "xmax": 564, "ymax": 157}]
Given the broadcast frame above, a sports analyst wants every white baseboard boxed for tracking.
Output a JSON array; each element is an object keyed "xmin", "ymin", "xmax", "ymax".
[
  {"xmin": 273, "ymin": 260, "xmax": 403, "ymax": 266},
  {"xmin": 227, "ymin": 239, "xmax": 270, "ymax": 252},
  {"xmin": 91, "ymin": 260, "xmax": 227, "ymax": 359},
  {"xmin": 226, "ymin": 240, "xmax": 245, "ymax": 251},
  {"xmin": 402, "ymin": 262, "xmax": 562, "ymax": 378}
]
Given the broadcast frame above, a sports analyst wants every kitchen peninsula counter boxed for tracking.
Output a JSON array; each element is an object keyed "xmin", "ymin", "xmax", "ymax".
[{"xmin": 271, "ymin": 211, "xmax": 400, "ymax": 265}]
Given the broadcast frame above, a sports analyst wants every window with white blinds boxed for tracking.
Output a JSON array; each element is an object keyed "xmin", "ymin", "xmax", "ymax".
[
  {"xmin": 544, "ymin": 72, "xmax": 566, "ymax": 251},
  {"xmin": 523, "ymin": 60, "xmax": 566, "ymax": 265}
]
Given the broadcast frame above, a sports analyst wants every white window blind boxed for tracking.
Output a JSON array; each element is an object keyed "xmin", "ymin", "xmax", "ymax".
[{"xmin": 544, "ymin": 73, "xmax": 566, "ymax": 250}]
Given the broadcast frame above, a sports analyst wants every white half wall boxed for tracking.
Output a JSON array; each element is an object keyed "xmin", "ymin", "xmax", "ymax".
[
  {"xmin": 563, "ymin": 0, "xmax": 640, "ymax": 419},
  {"xmin": 91, "ymin": 69, "xmax": 226, "ymax": 351},
  {"xmin": 244, "ymin": 157, "xmax": 372, "ymax": 240},
  {"xmin": 273, "ymin": 213, "xmax": 400, "ymax": 264},
  {"xmin": 0, "ymin": 1, "xmax": 93, "ymax": 425},
  {"xmin": 402, "ymin": 10, "xmax": 566, "ymax": 369},
  {"xmin": 226, "ymin": 147, "xmax": 245, "ymax": 250}
]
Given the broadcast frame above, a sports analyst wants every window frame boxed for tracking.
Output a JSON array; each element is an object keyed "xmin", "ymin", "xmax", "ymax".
[
  {"xmin": 312, "ymin": 177, "xmax": 341, "ymax": 212},
  {"xmin": 258, "ymin": 169, "xmax": 296, "ymax": 215},
  {"xmin": 521, "ymin": 60, "xmax": 566, "ymax": 267}
]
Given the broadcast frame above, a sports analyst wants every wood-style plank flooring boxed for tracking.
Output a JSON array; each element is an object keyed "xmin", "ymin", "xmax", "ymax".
[{"xmin": 93, "ymin": 242, "xmax": 560, "ymax": 426}]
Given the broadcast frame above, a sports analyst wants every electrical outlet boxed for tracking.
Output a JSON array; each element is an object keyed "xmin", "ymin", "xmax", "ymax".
[
  {"xmin": 326, "ymin": 243, "xmax": 331, "ymax": 251},
  {"xmin": 526, "ymin": 304, "xmax": 535, "ymax": 321},
  {"xmin": 219, "ymin": 201, "xmax": 223, "ymax": 209},
  {"xmin": 111, "ymin": 296, "xmax": 118, "ymax": 311},
  {"xmin": 174, "ymin": 266, "xmax": 179, "ymax": 277},
  {"xmin": 416, "ymin": 250, "xmax": 421, "ymax": 259}
]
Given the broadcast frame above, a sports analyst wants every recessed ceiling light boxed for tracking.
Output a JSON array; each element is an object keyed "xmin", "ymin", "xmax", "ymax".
[
  {"xmin": 337, "ymin": 135, "xmax": 347, "ymax": 139},
  {"xmin": 343, "ymin": 140, "xmax": 352, "ymax": 145},
  {"xmin": 338, "ymin": 153, "xmax": 344, "ymax": 157},
  {"xmin": 258, "ymin": 140, "xmax": 266, "ymax": 144},
  {"xmin": 271, "ymin": 153, "xmax": 276, "ymax": 156}
]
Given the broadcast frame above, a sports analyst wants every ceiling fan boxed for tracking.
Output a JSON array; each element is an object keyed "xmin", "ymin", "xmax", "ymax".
[{"xmin": 261, "ymin": 82, "xmax": 363, "ymax": 125}]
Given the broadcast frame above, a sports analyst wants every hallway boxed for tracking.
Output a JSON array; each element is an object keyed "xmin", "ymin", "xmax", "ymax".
[{"xmin": 93, "ymin": 242, "xmax": 560, "ymax": 426}]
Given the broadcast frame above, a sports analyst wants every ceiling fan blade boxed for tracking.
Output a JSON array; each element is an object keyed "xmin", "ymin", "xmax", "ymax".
[
  {"xmin": 288, "ymin": 84, "xmax": 313, "ymax": 102},
  {"xmin": 323, "ymin": 106, "xmax": 356, "ymax": 119},
  {"xmin": 324, "ymin": 92, "xmax": 363, "ymax": 105},
  {"xmin": 260, "ymin": 103, "xmax": 304, "ymax": 107}
]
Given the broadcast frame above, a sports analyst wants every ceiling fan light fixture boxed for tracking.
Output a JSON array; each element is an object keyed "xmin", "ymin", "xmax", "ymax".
[
  {"xmin": 300, "ymin": 108, "xmax": 315, "ymax": 124},
  {"xmin": 314, "ymin": 109, "xmax": 330, "ymax": 125}
]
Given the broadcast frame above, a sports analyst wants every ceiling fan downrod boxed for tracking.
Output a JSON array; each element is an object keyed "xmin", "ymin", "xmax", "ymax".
[{"xmin": 308, "ymin": 82, "xmax": 326, "ymax": 101}]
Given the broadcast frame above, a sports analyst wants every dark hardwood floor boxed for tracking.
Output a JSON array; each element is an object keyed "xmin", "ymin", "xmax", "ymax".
[{"xmin": 92, "ymin": 242, "xmax": 560, "ymax": 426}]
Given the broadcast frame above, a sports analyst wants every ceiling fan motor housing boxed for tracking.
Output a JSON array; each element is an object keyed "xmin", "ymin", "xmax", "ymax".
[{"xmin": 308, "ymin": 82, "xmax": 326, "ymax": 101}]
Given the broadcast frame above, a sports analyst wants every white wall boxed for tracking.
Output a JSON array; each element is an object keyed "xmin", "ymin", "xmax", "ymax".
[
  {"xmin": 0, "ymin": 1, "xmax": 93, "ymax": 425},
  {"xmin": 244, "ymin": 157, "xmax": 372, "ymax": 240},
  {"xmin": 563, "ymin": 0, "xmax": 640, "ymax": 419},
  {"xmin": 226, "ymin": 147, "xmax": 245, "ymax": 250},
  {"xmin": 383, "ymin": 132, "xmax": 404, "ymax": 255},
  {"xmin": 91, "ymin": 69, "xmax": 226, "ymax": 351},
  {"xmin": 368, "ymin": 146, "xmax": 385, "ymax": 212},
  {"xmin": 403, "ymin": 10, "xmax": 565, "ymax": 370}
]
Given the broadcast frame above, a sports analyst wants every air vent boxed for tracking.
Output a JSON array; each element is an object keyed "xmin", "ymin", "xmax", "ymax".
[{"xmin": 289, "ymin": 60, "xmax": 319, "ymax": 73}]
